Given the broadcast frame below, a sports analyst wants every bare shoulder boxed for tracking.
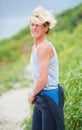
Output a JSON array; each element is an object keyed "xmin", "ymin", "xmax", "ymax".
[{"xmin": 37, "ymin": 42, "xmax": 51, "ymax": 57}]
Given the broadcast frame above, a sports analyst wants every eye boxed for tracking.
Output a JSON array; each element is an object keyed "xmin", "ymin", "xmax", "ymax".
[{"xmin": 31, "ymin": 23, "xmax": 35, "ymax": 26}]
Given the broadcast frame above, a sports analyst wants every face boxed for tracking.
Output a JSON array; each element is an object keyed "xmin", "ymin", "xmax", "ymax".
[{"xmin": 30, "ymin": 23, "xmax": 47, "ymax": 39}]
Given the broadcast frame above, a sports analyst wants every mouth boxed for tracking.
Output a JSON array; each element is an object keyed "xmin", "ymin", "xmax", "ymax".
[{"xmin": 32, "ymin": 31, "xmax": 39, "ymax": 35}]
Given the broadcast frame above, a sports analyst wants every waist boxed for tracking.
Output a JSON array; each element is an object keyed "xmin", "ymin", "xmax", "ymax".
[
  {"xmin": 43, "ymin": 84, "xmax": 58, "ymax": 90},
  {"xmin": 40, "ymin": 87, "xmax": 59, "ymax": 105},
  {"xmin": 40, "ymin": 87, "xmax": 58, "ymax": 93}
]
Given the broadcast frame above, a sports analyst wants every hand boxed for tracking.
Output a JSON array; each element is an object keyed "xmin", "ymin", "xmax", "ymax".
[{"xmin": 28, "ymin": 93, "xmax": 35, "ymax": 104}]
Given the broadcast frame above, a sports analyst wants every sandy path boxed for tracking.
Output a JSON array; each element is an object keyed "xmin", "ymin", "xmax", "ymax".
[{"xmin": 0, "ymin": 87, "xmax": 33, "ymax": 130}]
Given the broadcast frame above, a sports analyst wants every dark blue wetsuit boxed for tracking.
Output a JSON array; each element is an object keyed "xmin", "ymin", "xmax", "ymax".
[{"xmin": 32, "ymin": 84, "xmax": 64, "ymax": 130}]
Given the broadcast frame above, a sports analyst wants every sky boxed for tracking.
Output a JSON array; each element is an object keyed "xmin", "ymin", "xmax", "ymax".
[{"xmin": 0, "ymin": 0, "xmax": 82, "ymax": 40}]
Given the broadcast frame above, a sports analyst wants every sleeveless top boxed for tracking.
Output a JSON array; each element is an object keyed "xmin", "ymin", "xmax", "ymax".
[{"xmin": 30, "ymin": 42, "xmax": 59, "ymax": 90}]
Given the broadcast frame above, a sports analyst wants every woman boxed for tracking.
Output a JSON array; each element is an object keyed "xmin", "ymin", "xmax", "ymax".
[{"xmin": 28, "ymin": 6, "xmax": 64, "ymax": 130}]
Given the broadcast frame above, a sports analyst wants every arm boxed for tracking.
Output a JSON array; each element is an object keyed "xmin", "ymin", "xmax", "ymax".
[{"xmin": 28, "ymin": 44, "xmax": 50, "ymax": 104}]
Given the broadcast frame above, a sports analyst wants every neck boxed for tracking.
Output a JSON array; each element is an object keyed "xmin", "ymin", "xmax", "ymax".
[{"xmin": 34, "ymin": 36, "xmax": 47, "ymax": 46}]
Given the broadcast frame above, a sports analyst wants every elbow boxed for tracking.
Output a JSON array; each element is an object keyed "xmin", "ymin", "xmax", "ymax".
[{"xmin": 39, "ymin": 77, "xmax": 48, "ymax": 88}]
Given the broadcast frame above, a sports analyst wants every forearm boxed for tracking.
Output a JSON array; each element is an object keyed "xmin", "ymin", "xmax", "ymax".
[{"xmin": 32, "ymin": 78, "xmax": 47, "ymax": 96}]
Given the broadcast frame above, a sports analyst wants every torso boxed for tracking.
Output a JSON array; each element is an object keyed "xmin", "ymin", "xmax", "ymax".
[
  {"xmin": 33, "ymin": 41, "xmax": 55, "ymax": 60},
  {"xmin": 30, "ymin": 41, "xmax": 59, "ymax": 90}
]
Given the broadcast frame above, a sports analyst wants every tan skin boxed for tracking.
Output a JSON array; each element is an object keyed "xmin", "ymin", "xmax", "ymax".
[{"xmin": 28, "ymin": 22, "xmax": 55, "ymax": 104}]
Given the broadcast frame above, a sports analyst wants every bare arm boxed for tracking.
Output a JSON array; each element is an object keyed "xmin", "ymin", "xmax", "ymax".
[
  {"xmin": 28, "ymin": 44, "xmax": 50, "ymax": 103},
  {"xmin": 33, "ymin": 45, "xmax": 50, "ymax": 95}
]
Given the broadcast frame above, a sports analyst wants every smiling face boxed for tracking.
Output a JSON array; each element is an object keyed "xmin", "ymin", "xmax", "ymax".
[{"xmin": 30, "ymin": 22, "xmax": 49, "ymax": 40}]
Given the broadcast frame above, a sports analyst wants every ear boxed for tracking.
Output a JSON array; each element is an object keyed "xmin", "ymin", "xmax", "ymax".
[{"xmin": 45, "ymin": 26, "xmax": 49, "ymax": 33}]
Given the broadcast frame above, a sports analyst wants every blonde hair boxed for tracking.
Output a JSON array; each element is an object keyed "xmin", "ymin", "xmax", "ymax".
[{"xmin": 28, "ymin": 6, "xmax": 57, "ymax": 29}]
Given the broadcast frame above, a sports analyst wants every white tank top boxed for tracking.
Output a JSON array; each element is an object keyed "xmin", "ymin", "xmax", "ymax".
[{"xmin": 30, "ymin": 42, "xmax": 59, "ymax": 90}]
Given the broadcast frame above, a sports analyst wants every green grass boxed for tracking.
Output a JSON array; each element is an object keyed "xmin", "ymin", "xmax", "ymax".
[{"xmin": 0, "ymin": 55, "xmax": 32, "ymax": 95}]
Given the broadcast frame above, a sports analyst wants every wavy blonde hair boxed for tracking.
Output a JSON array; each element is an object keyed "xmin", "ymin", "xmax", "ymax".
[{"xmin": 28, "ymin": 6, "xmax": 57, "ymax": 30}]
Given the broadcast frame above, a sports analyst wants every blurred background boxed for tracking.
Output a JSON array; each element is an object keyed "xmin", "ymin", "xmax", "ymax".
[
  {"xmin": 0, "ymin": 0, "xmax": 82, "ymax": 40},
  {"xmin": 0, "ymin": 0, "xmax": 82, "ymax": 130}
]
